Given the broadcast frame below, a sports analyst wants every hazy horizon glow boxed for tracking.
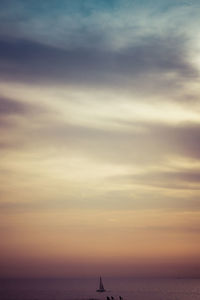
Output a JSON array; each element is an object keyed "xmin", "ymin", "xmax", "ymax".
[{"xmin": 1, "ymin": 0, "xmax": 200, "ymax": 279}]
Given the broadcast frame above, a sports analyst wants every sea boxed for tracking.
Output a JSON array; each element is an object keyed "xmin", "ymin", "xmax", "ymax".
[{"xmin": 0, "ymin": 277, "xmax": 200, "ymax": 300}]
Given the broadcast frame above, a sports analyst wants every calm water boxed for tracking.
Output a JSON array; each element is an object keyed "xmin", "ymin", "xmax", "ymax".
[{"xmin": 0, "ymin": 277, "xmax": 200, "ymax": 300}]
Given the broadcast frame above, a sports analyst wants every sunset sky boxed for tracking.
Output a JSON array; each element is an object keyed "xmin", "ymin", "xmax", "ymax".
[{"xmin": 1, "ymin": 0, "xmax": 200, "ymax": 278}]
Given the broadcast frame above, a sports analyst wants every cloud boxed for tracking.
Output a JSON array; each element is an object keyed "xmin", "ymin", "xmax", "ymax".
[
  {"xmin": 1, "ymin": 183, "xmax": 200, "ymax": 213},
  {"xmin": 113, "ymin": 168, "xmax": 200, "ymax": 190},
  {"xmin": 31, "ymin": 120, "xmax": 200, "ymax": 165},
  {"xmin": 0, "ymin": 95, "xmax": 48, "ymax": 129},
  {"xmin": 0, "ymin": 35, "xmax": 198, "ymax": 91},
  {"xmin": 0, "ymin": 96, "xmax": 32, "ymax": 115},
  {"xmin": 0, "ymin": 0, "xmax": 199, "ymax": 48},
  {"xmin": 1, "ymin": 0, "xmax": 199, "ymax": 105},
  {"xmin": 2, "ymin": 106, "xmax": 200, "ymax": 163},
  {"xmin": 0, "ymin": 95, "xmax": 50, "ymax": 152},
  {"xmin": 0, "ymin": 96, "xmax": 32, "ymax": 130}
]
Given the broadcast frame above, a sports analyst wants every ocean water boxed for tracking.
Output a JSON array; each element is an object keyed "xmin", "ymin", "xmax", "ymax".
[{"xmin": 0, "ymin": 277, "xmax": 200, "ymax": 300}]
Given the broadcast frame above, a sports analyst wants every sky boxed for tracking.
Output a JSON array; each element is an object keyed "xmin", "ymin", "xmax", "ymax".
[{"xmin": 1, "ymin": 0, "xmax": 200, "ymax": 279}]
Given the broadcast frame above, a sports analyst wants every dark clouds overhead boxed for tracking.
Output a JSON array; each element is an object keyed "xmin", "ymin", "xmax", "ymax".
[{"xmin": 0, "ymin": 35, "xmax": 198, "ymax": 88}]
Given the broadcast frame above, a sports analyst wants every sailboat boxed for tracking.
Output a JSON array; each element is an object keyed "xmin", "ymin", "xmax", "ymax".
[{"xmin": 96, "ymin": 276, "xmax": 106, "ymax": 292}]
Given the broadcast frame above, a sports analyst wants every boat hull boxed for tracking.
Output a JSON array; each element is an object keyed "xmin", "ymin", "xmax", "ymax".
[{"xmin": 96, "ymin": 289, "xmax": 106, "ymax": 293}]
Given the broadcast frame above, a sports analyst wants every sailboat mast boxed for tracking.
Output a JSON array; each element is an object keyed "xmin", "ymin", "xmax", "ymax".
[{"xmin": 100, "ymin": 276, "xmax": 104, "ymax": 289}]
